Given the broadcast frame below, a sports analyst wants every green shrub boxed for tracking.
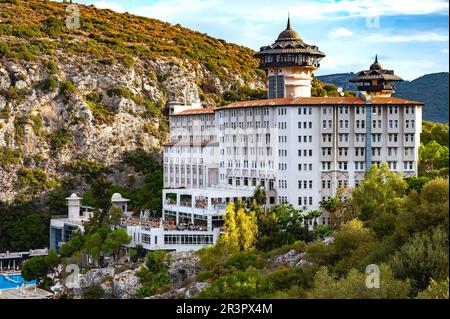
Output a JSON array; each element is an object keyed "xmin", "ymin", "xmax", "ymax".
[
  {"xmin": 0, "ymin": 106, "xmax": 11, "ymax": 119},
  {"xmin": 224, "ymin": 251, "xmax": 263, "ymax": 271},
  {"xmin": 0, "ymin": 41, "xmax": 8, "ymax": 57},
  {"xmin": 17, "ymin": 167, "xmax": 54, "ymax": 195},
  {"xmin": 46, "ymin": 61, "xmax": 59, "ymax": 74},
  {"xmin": 2, "ymin": 87, "xmax": 30, "ymax": 103},
  {"xmin": 67, "ymin": 159, "xmax": 109, "ymax": 180},
  {"xmin": 82, "ymin": 285, "xmax": 105, "ymax": 299},
  {"xmin": 85, "ymin": 92, "xmax": 115, "ymax": 125},
  {"xmin": 198, "ymin": 269, "xmax": 269, "ymax": 299},
  {"xmin": 41, "ymin": 77, "xmax": 58, "ymax": 91},
  {"xmin": 0, "ymin": 146, "xmax": 21, "ymax": 168},
  {"xmin": 59, "ymin": 80, "xmax": 77, "ymax": 96},
  {"xmin": 107, "ymin": 86, "xmax": 144, "ymax": 105},
  {"xmin": 49, "ymin": 128, "xmax": 73, "ymax": 152}
]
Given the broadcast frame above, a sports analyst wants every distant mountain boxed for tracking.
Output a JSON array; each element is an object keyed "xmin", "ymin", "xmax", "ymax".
[
  {"xmin": 317, "ymin": 73, "xmax": 357, "ymax": 91},
  {"xmin": 395, "ymin": 73, "xmax": 449, "ymax": 123},
  {"xmin": 317, "ymin": 72, "xmax": 449, "ymax": 123}
]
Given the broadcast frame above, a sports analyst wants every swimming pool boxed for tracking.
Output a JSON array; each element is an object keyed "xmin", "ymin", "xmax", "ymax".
[{"xmin": 0, "ymin": 274, "xmax": 36, "ymax": 290}]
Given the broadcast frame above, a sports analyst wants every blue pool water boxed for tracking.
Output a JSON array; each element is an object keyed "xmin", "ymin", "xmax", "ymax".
[{"xmin": 0, "ymin": 274, "xmax": 36, "ymax": 290}]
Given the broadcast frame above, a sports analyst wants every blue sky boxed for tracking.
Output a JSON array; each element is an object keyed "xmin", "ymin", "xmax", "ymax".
[{"xmin": 66, "ymin": 0, "xmax": 448, "ymax": 80}]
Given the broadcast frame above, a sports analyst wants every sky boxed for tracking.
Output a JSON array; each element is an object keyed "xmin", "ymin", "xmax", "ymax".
[{"xmin": 63, "ymin": 0, "xmax": 448, "ymax": 80}]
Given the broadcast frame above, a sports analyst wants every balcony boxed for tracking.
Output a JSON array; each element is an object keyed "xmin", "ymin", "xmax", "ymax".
[{"xmin": 357, "ymin": 84, "xmax": 395, "ymax": 92}]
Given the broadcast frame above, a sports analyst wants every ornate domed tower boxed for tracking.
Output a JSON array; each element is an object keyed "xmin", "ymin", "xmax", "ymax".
[
  {"xmin": 255, "ymin": 16, "xmax": 326, "ymax": 98},
  {"xmin": 350, "ymin": 55, "xmax": 404, "ymax": 97}
]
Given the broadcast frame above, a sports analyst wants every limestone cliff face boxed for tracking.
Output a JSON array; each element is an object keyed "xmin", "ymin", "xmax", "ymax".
[
  {"xmin": 0, "ymin": 54, "xmax": 263, "ymax": 202},
  {"xmin": 0, "ymin": 0, "xmax": 266, "ymax": 203}
]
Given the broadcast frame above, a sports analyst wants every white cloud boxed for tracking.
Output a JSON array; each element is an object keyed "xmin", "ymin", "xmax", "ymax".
[
  {"xmin": 367, "ymin": 32, "xmax": 449, "ymax": 43},
  {"xmin": 131, "ymin": 0, "xmax": 223, "ymax": 21},
  {"xmin": 442, "ymin": 48, "xmax": 449, "ymax": 53},
  {"xmin": 120, "ymin": 0, "xmax": 449, "ymax": 27},
  {"xmin": 328, "ymin": 27, "xmax": 354, "ymax": 39},
  {"xmin": 90, "ymin": 1, "xmax": 126, "ymax": 13}
]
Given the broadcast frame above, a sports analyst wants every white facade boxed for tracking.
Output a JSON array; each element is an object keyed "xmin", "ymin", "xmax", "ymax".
[
  {"xmin": 50, "ymin": 192, "xmax": 223, "ymax": 252},
  {"xmin": 163, "ymin": 95, "xmax": 423, "ymax": 226}
]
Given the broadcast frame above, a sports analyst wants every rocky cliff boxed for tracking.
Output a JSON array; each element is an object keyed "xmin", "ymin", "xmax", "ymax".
[{"xmin": 0, "ymin": 0, "xmax": 265, "ymax": 202}]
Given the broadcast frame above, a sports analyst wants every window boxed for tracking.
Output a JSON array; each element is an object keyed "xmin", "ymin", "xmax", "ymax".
[
  {"xmin": 322, "ymin": 148, "xmax": 332, "ymax": 156},
  {"xmin": 355, "ymin": 148, "xmax": 365, "ymax": 156},
  {"xmin": 388, "ymin": 147, "xmax": 398, "ymax": 156},
  {"xmin": 388, "ymin": 134, "xmax": 398, "ymax": 143}
]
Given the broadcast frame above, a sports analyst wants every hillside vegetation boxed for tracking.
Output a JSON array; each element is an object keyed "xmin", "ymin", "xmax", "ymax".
[{"xmin": 0, "ymin": 0, "xmax": 263, "ymax": 82}]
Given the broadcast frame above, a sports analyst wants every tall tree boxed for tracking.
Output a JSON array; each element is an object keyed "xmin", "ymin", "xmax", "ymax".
[{"xmin": 352, "ymin": 163, "xmax": 407, "ymax": 222}]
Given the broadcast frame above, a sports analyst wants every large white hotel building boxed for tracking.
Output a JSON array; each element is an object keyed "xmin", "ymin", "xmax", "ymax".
[
  {"xmin": 50, "ymin": 19, "xmax": 423, "ymax": 253},
  {"xmin": 162, "ymin": 18, "xmax": 423, "ymax": 227}
]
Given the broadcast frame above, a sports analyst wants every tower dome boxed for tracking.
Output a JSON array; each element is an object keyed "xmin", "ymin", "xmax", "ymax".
[
  {"xmin": 370, "ymin": 55, "xmax": 383, "ymax": 70},
  {"xmin": 350, "ymin": 55, "xmax": 403, "ymax": 97},
  {"xmin": 255, "ymin": 15, "xmax": 325, "ymax": 99},
  {"xmin": 276, "ymin": 17, "xmax": 301, "ymax": 42}
]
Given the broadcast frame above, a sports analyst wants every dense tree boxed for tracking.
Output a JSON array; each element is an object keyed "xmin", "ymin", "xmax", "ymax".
[
  {"xmin": 416, "ymin": 278, "xmax": 449, "ymax": 299},
  {"xmin": 396, "ymin": 178, "xmax": 449, "ymax": 240},
  {"xmin": 307, "ymin": 264, "xmax": 410, "ymax": 299},
  {"xmin": 134, "ymin": 251, "xmax": 172, "ymax": 298},
  {"xmin": 353, "ymin": 163, "xmax": 407, "ymax": 223},
  {"xmin": 198, "ymin": 269, "xmax": 269, "ymax": 299},
  {"xmin": 389, "ymin": 227, "xmax": 449, "ymax": 293},
  {"xmin": 10, "ymin": 213, "xmax": 46, "ymax": 251},
  {"xmin": 253, "ymin": 187, "xmax": 267, "ymax": 207},
  {"xmin": 83, "ymin": 232, "xmax": 103, "ymax": 266},
  {"xmin": 108, "ymin": 205, "xmax": 124, "ymax": 226},
  {"xmin": 320, "ymin": 192, "xmax": 355, "ymax": 229},
  {"xmin": 21, "ymin": 250, "xmax": 60, "ymax": 285},
  {"xmin": 331, "ymin": 219, "xmax": 377, "ymax": 275},
  {"xmin": 421, "ymin": 121, "xmax": 449, "ymax": 147},
  {"xmin": 257, "ymin": 204, "xmax": 313, "ymax": 251},
  {"xmin": 419, "ymin": 141, "xmax": 449, "ymax": 176},
  {"xmin": 218, "ymin": 203, "xmax": 258, "ymax": 253},
  {"xmin": 102, "ymin": 228, "xmax": 131, "ymax": 261}
]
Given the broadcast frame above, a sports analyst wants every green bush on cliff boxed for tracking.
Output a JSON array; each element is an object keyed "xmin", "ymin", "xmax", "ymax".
[
  {"xmin": 0, "ymin": 146, "xmax": 21, "ymax": 168},
  {"xmin": 41, "ymin": 76, "xmax": 58, "ymax": 91},
  {"xmin": 49, "ymin": 128, "xmax": 73, "ymax": 152},
  {"xmin": 85, "ymin": 92, "xmax": 115, "ymax": 125}
]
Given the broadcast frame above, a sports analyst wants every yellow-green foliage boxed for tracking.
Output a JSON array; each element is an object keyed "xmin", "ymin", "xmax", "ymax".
[
  {"xmin": 218, "ymin": 202, "xmax": 258, "ymax": 253},
  {"xmin": 85, "ymin": 92, "xmax": 115, "ymax": 125},
  {"xmin": 416, "ymin": 278, "xmax": 449, "ymax": 299},
  {"xmin": 306, "ymin": 264, "xmax": 410, "ymax": 299},
  {"xmin": 17, "ymin": 167, "xmax": 57, "ymax": 195},
  {"xmin": 66, "ymin": 159, "xmax": 109, "ymax": 180},
  {"xmin": 48, "ymin": 127, "xmax": 73, "ymax": 151},
  {"xmin": 0, "ymin": 146, "xmax": 21, "ymax": 168}
]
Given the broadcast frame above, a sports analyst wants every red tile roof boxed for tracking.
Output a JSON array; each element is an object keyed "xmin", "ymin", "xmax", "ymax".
[
  {"xmin": 170, "ymin": 96, "xmax": 423, "ymax": 116},
  {"xmin": 171, "ymin": 108, "xmax": 215, "ymax": 116},
  {"xmin": 371, "ymin": 96, "xmax": 424, "ymax": 105},
  {"xmin": 219, "ymin": 96, "xmax": 423, "ymax": 109}
]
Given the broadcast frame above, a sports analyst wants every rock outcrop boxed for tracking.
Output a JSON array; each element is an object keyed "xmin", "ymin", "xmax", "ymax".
[
  {"xmin": 167, "ymin": 250, "xmax": 201, "ymax": 289},
  {"xmin": 68, "ymin": 266, "xmax": 140, "ymax": 299}
]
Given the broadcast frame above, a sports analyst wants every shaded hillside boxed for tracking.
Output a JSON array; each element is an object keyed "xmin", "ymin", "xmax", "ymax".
[
  {"xmin": 317, "ymin": 73, "xmax": 357, "ymax": 91},
  {"xmin": 395, "ymin": 72, "xmax": 449, "ymax": 123}
]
